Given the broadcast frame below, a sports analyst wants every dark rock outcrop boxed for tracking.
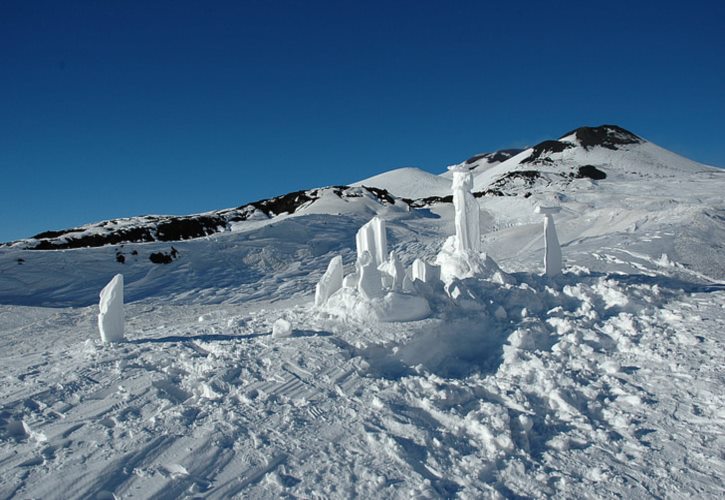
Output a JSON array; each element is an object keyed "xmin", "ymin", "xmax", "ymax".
[{"xmin": 562, "ymin": 125, "xmax": 641, "ymax": 150}]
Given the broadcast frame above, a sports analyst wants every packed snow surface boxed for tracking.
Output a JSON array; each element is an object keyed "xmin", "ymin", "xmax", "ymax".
[{"xmin": 1, "ymin": 127, "xmax": 724, "ymax": 498}]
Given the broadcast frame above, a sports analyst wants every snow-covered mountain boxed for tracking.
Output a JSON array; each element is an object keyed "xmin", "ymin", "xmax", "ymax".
[{"xmin": 1, "ymin": 125, "xmax": 723, "ymax": 498}]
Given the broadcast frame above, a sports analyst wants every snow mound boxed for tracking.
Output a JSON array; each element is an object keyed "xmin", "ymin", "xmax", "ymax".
[{"xmin": 352, "ymin": 167, "xmax": 452, "ymax": 198}]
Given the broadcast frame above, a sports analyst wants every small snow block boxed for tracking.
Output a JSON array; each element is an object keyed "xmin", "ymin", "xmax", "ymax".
[{"xmin": 272, "ymin": 318, "xmax": 292, "ymax": 337}]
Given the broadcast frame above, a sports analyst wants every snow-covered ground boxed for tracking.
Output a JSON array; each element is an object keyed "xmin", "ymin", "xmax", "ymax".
[{"xmin": 1, "ymin": 126, "xmax": 724, "ymax": 498}]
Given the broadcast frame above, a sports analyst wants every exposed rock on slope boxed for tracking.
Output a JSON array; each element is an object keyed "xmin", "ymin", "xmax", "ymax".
[{"xmin": 8, "ymin": 186, "xmax": 405, "ymax": 250}]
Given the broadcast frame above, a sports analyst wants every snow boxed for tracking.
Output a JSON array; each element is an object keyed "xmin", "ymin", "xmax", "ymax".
[
  {"xmin": 98, "ymin": 273, "xmax": 124, "ymax": 343},
  {"xmin": 314, "ymin": 255, "xmax": 343, "ymax": 306},
  {"xmin": 411, "ymin": 258, "xmax": 440, "ymax": 284},
  {"xmin": 535, "ymin": 206, "xmax": 563, "ymax": 277},
  {"xmin": 435, "ymin": 166, "xmax": 506, "ymax": 284},
  {"xmin": 0, "ymin": 129, "xmax": 724, "ymax": 498},
  {"xmin": 355, "ymin": 216, "xmax": 388, "ymax": 268},
  {"xmin": 450, "ymin": 165, "xmax": 481, "ymax": 253},
  {"xmin": 352, "ymin": 167, "xmax": 452, "ymax": 198},
  {"xmin": 356, "ymin": 250, "xmax": 385, "ymax": 300},
  {"xmin": 272, "ymin": 318, "xmax": 292, "ymax": 337}
]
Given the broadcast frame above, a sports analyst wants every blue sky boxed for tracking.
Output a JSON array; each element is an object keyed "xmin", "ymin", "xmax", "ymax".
[{"xmin": 1, "ymin": 0, "xmax": 723, "ymax": 242}]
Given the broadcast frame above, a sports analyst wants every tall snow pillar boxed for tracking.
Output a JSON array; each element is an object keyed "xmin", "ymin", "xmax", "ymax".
[
  {"xmin": 355, "ymin": 216, "xmax": 388, "ymax": 267},
  {"xmin": 98, "ymin": 274, "xmax": 124, "ymax": 343},
  {"xmin": 315, "ymin": 255, "xmax": 344, "ymax": 306},
  {"xmin": 449, "ymin": 166, "xmax": 481, "ymax": 253},
  {"xmin": 535, "ymin": 206, "xmax": 562, "ymax": 277},
  {"xmin": 357, "ymin": 251, "xmax": 384, "ymax": 299}
]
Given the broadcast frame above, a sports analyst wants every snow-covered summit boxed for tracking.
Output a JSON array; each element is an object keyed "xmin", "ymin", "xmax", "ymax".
[{"xmin": 440, "ymin": 148, "xmax": 525, "ymax": 179}]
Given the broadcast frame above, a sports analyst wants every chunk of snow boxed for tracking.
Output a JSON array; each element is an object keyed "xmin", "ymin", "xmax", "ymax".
[
  {"xmin": 272, "ymin": 318, "xmax": 292, "ymax": 337},
  {"xmin": 411, "ymin": 258, "xmax": 440, "ymax": 284},
  {"xmin": 324, "ymin": 288, "xmax": 430, "ymax": 322},
  {"xmin": 355, "ymin": 216, "xmax": 388, "ymax": 267},
  {"xmin": 342, "ymin": 273, "xmax": 358, "ymax": 289},
  {"xmin": 435, "ymin": 236, "xmax": 506, "ymax": 284},
  {"xmin": 380, "ymin": 251, "xmax": 405, "ymax": 291},
  {"xmin": 98, "ymin": 274, "xmax": 124, "ymax": 343},
  {"xmin": 314, "ymin": 255, "xmax": 344, "ymax": 306},
  {"xmin": 357, "ymin": 251, "xmax": 384, "ymax": 300}
]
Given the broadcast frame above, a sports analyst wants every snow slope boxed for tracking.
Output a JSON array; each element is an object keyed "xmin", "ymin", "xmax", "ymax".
[
  {"xmin": 1, "ymin": 125, "xmax": 723, "ymax": 498},
  {"xmin": 352, "ymin": 167, "xmax": 452, "ymax": 199}
]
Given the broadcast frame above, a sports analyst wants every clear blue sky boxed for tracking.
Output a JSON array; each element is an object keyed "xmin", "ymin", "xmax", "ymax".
[{"xmin": 2, "ymin": 0, "xmax": 723, "ymax": 242}]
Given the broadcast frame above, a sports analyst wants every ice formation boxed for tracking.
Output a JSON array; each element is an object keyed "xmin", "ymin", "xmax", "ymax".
[
  {"xmin": 450, "ymin": 165, "xmax": 481, "ymax": 253},
  {"xmin": 435, "ymin": 166, "xmax": 506, "ymax": 284},
  {"xmin": 314, "ymin": 216, "xmax": 430, "ymax": 322},
  {"xmin": 535, "ymin": 206, "xmax": 562, "ymax": 277},
  {"xmin": 355, "ymin": 216, "xmax": 388, "ymax": 267},
  {"xmin": 98, "ymin": 274, "xmax": 124, "ymax": 343},
  {"xmin": 314, "ymin": 255, "xmax": 343, "ymax": 306}
]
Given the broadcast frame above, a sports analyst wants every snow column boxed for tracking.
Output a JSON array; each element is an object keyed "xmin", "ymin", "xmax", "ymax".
[
  {"xmin": 357, "ymin": 251, "xmax": 384, "ymax": 299},
  {"xmin": 355, "ymin": 216, "xmax": 388, "ymax": 267},
  {"xmin": 450, "ymin": 166, "xmax": 481, "ymax": 253},
  {"xmin": 535, "ymin": 206, "xmax": 562, "ymax": 277},
  {"xmin": 98, "ymin": 274, "xmax": 124, "ymax": 343},
  {"xmin": 315, "ymin": 255, "xmax": 344, "ymax": 306}
]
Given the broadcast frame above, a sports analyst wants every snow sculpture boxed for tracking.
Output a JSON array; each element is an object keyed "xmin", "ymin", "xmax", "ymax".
[
  {"xmin": 314, "ymin": 215, "xmax": 430, "ymax": 322},
  {"xmin": 357, "ymin": 250, "xmax": 384, "ymax": 299},
  {"xmin": 355, "ymin": 216, "xmax": 388, "ymax": 267},
  {"xmin": 535, "ymin": 206, "xmax": 562, "ymax": 277},
  {"xmin": 98, "ymin": 274, "xmax": 124, "ymax": 343},
  {"xmin": 435, "ymin": 166, "xmax": 507, "ymax": 284},
  {"xmin": 314, "ymin": 255, "xmax": 343, "ymax": 306},
  {"xmin": 450, "ymin": 165, "xmax": 481, "ymax": 253},
  {"xmin": 411, "ymin": 258, "xmax": 440, "ymax": 284}
]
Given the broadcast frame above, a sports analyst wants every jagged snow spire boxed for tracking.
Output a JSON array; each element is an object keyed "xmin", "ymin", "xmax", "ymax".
[
  {"xmin": 315, "ymin": 255, "xmax": 344, "ymax": 306},
  {"xmin": 535, "ymin": 206, "xmax": 562, "ymax": 277},
  {"xmin": 355, "ymin": 216, "xmax": 388, "ymax": 267},
  {"xmin": 450, "ymin": 166, "xmax": 481, "ymax": 253},
  {"xmin": 98, "ymin": 274, "xmax": 124, "ymax": 343}
]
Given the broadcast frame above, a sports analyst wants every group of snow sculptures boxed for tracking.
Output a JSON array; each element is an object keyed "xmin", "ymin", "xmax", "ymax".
[
  {"xmin": 314, "ymin": 216, "xmax": 431, "ymax": 322},
  {"xmin": 96, "ymin": 166, "xmax": 564, "ymax": 338},
  {"xmin": 314, "ymin": 165, "xmax": 564, "ymax": 322}
]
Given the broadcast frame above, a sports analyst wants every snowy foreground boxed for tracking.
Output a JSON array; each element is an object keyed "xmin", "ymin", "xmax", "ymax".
[{"xmin": 1, "ymin": 127, "xmax": 725, "ymax": 498}]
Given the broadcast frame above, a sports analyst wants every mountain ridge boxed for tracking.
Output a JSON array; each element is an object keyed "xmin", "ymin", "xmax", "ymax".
[{"xmin": 4, "ymin": 124, "xmax": 720, "ymax": 251}]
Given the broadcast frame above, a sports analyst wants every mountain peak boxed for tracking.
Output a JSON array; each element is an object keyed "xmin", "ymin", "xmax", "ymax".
[{"xmin": 560, "ymin": 124, "xmax": 642, "ymax": 150}]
